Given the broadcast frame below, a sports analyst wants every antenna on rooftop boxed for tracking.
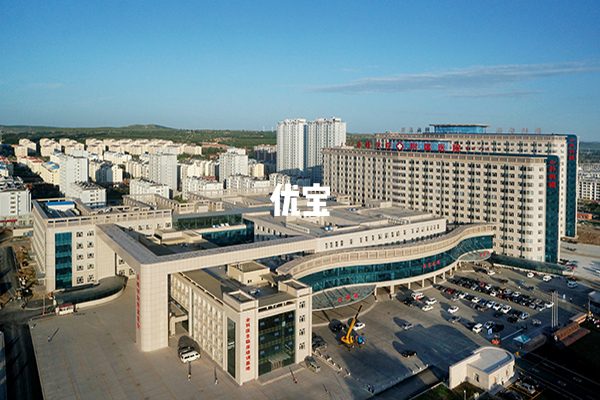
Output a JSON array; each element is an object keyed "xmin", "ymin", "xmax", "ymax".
[
  {"xmin": 509, "ymin": 127, "xmax": 515, "ymax": 134},
  {"xmin": 401, "ymin": 127, "xmax": 406, "ymax": 133},
  {"xmin": 535, "ymin": 128, "xmax": 541, "ymax": 134},
  {"xmin": 409, "ymin": 127, "xmax": 413, "ymax": 133},
  {"xmin": 496, "ymin": 127, "xmax": 502, "ymax": 133},
  {"xmin": 522, "ymin": 128, "xmax": 528, "ymax": 134}
]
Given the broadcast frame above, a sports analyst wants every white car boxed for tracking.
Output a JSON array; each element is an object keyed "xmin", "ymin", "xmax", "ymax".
[
  {"xmin": 179, "ymin": 350, "xmax": 201, "ymax": 363},
  {"xmin": 486, "ymin": 301, "xmax": 496, "ymax": 309},
  {"xmin": 487, "ymin": 270, "xmax": 496, "ymax": 276},
  {"xmin": 422, "ymin": 305, "xmax": 433, "ymax": 312},
  {"xmin": 472, "ymin": 323, "xmax": 483, "ymax": 333},
  {"xmin": 425, "ymin": 298, "xmax": 438, "ymax": 305},
  {"xmin": 493, "ymin": 303, "xmax": 503, "ymax": 311},
  {"xmin": 544, "ymin": 301, "xmax": 554, "ymax": 308},
  {"xmin": 353, "ymin": 321, "xmax": 366, "ymax": 331},
  {"xmin": 471, "ymin": 297, "xmax": 480, "ymax": 303},
  {"xmin": 501, "ymin": 305, "xmax": 512, "ymax": 314},
  {"xmin": 448, "ymin": 306, "xmax": 459, "ymax": 314},
  {"xmin": 543, "ymin": 275, "xmax": 552, "ymax": 282},
  {"xmin": 483, "ymin": 321, "xmax": 495, "ymax": 330},
  {"xmin": 527, "ymin": 272, "xmax": 534, "ymax": 278}
]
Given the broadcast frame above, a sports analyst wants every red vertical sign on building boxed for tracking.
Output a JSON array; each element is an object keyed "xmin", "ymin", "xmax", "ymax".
[
  {"xmin": 548, "ymin": 160, "xmax": 557, "ymax": 189},
  {"xmin": 245, "ymin": 317, "xmax": 251, "ymax": 371}
]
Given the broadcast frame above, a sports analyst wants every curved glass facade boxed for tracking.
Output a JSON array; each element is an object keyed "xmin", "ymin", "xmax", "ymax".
[{"xmin": 299, "ymin": 235, "xmax": 493, "ymax": 293}]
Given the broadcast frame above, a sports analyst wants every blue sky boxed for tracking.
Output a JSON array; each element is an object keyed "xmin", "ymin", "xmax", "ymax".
[{"xmin": 1, "ymin": 1, "xmax": 599, "ymax": 140}]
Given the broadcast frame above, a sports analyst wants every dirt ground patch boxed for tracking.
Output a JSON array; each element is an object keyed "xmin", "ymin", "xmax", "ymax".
[{"xmin": 577, "ymin": 224, "xmax": 600, "ymax": 245}]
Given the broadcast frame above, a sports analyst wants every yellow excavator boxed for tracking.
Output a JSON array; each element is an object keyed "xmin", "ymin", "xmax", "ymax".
[{"xmin": 341, "ymin": 303, "xmax": 366, "ymax": 347}]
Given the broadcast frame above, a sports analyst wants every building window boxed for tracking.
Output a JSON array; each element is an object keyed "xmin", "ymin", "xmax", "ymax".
[
  {"xmin": 88, "ymin": 253, "xmax": 94, "ymax": 259},
  {"xmin": 87, "ymin": 242, "xmax": 94, "ymax": 248},
  {"xmin": 87, "ymin": 275, "xmax": 94, "ymax": 282},
  {"xmin": 299, "ymin": 301, "xmax": 306, "ymax": 309},
  {"xmin": 77, "ymin": 265, "xmax": 84, "ymax": 271},
  {"xmin": 87, "ymin": 231, "xmax": 94, "ymax": 236},
  {"xmin": 76, "ymin": 232, "xmax": 83, "ymax": 238},
  {"xmin": 299, "ymin": 342, "xmax": 305, "ymax": 350},
  {"xmin": 76, "ymin": 242, "xmax": 83, "ymax": 249},
  {"xmin": 474, "ymin": 373, "xmax": 479, "ymax": 382},
  {"xmin": 299, "ymin": 328, "xmax": 305, "ymax": 336},
  {"xmin": 77, "ymin": 277, "xmax": 84, "ymax": 284},
  {"xmin": 299, "ymin": 315, "xmax": 305, "ymax": 323},
  {"xmin": 88, "ymin": 263, "xmax": 94, "ymax": 270},
  {"xmin": 77, "ymin": 254, "xmax": 84, "ymax": 260}
]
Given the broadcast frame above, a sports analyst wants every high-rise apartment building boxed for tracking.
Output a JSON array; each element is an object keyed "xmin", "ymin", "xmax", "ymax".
[
  {"xmin": 305, "ymin": 117, "xmax": 346, "ymax": 183},
  {"xmin": 277, "ymin": 117, "xmax": 346, "ymax": 183},
  {"xmin": 323, "ymin": 125, "xmax": 578, "ymax": 263},
  {"xmin": 149, "ymin": 148, "xmax": 177, "ymax": 197},
  {"xmin": 59, "ymin": 153, "xmax": 89, "ymax": 198},
  {"xmin": 277, "ymin": 118, "xmax": 306, "ymax": 177},
  {"xmin": 218, "ymin": 148, "xmax": 248, "ymax": 183},
  {"xmin": 253, "ymin": 145, "xmax": 277, "ymax": 162}
]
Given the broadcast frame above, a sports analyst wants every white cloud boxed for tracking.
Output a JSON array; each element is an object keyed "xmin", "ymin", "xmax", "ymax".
[{"xmin": 306, "ymin": 62, "xmax": 600, "ymax": 94}]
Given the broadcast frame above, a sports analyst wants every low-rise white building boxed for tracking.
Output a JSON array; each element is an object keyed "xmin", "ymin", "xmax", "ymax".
[
  {"xmin": 69, "ymin": 182, "xmax": 106, "ymax": 208},
  {"xmin": 0, "ymin": 176, "xmax": 32, "ymax": 228},
  {"xmin": 449, "ymin": 347, "xmax": 516, "ymax": 391},
  {"xmin": 130, "ymin": 178, "xmax": 170, "ymax": 198},
  {"xmin": 226, "ymin": 175, "xmax": 270, "ymax": 190},
  {"xmin": 40, "ymin": 162, "xmax": 60, "ymax": 185},
  {"xmin": 182, "ymin": 176, "xmax": 223, "ymax": 200}
]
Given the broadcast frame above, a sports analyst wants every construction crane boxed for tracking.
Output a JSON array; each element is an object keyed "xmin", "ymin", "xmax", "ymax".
[{"xmin": 341, "ymin": 303, "xmax": 366, "ymax": 347}]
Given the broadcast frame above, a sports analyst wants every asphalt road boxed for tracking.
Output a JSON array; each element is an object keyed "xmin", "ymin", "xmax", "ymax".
[
  {"xmin": 0, "ymin": 245, "xmax": 43, "ymax": 400},
  {"xmin": 517, "ymin": 352, "xmax": 600, "ymax": 400}
]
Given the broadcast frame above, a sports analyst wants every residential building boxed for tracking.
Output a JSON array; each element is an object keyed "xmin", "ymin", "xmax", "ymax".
[
  {"xmin": 59, "ymin": 154, "xmax": 89, "ymax": 198},
  {"xmin": 0, "ymin": 176, "xmax": 32, "ymax": 228},
  {"xmin": 225, "ymin": 175, "xmax": 270, "ymax": 190},
  {"xmin": 218, "ymin": 148, "xmax": 248, "ymax": 183},
  {"xmin": 40, "ymin": 162, "xmax": 60, "ymax": 185},
  {"xmin": 149, "ymin": 148, "xmax": 178, "ymax": 196},
  {"xmin": 578, "ymin": 177, "xmax": 600, "ymax": 201},
  {"xmin": 182, "ymin": 177, "xmax": 223, "ymax": 200},
  {"xmin": 254, "ymin": 144, "xmax": 276, "ymax": 162},
  {"xmin": 130, "ymin": 178, "xmax": 170, "ymax": 198},
  {"xmin": 248, "ymin": 161, "xmax": 264, "ymax": 178},
  {"xmin": 277, "ymin": 118, "xmax": 306, "ymax": 177},
  {"xmin": 69, "ymin": 181, "xmax": 106, "ymax": 208}
]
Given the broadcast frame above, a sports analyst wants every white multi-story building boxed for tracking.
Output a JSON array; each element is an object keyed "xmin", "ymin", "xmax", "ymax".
[
  {"xmin": 323, "ymin": 127, "xmax": 578, "ymax": 263},
  {"xmin": 103, "ymin": 151, "xmax": 132, "ymax": 165},
  {"xmin": 39, "ymin": 139, "xmax": 62, "ymax": 157},
  {"xmin": 125, "ymin": 159, "xmax": 147, "ymax": 179},
  {"xmin": 69, "ymin": 182, "xmax": 106, "ymax": 208},
  {"xmin": 225, "ymin": 175, "xmax": 270, "ymax": 190},
  {"xmin": 90, "ymin": 161, "xmax": 123, "ymax": 184},
  {"xmin": 0, "ymin": 176, "xmax": 32, "ymax": 228},
  {"xmin": 305, "ymin": 117, "xmax": 346, "ymax": 183},
  {"xmin": 218, "ymin": 148, "xmax": 248, "ymax": 183},
  {"xmin": 269, "ymin": 173, "xmax": 291, "ymax": 187},
  {"xmin": 277, "ymin": 118, "xmax": 306, "ymax": 177},
  {"xmin": 277, "ymin": 117, "xmax": 346, "ymax": 182},
  {"xmin": 254, "ymin": 144, "xmax": 277, "ymax": 162},
  {"xmin": 40, "ymin": 162, "xmax": 60, "ymax": 185},
  {"xmin": 19, "ymin": 139, "xmax": 37, "ymax": 154},
  {"xmin": 130, "ymin": 178, "xmax": 170, "ymax": 198},
  {"xmin": 59, "ymin": 154, "xmax": 89, "ymax": 198},
  {"xmin": 578, "ymin": 178, "xmax": 600, "ymax": 201},
  {"xmin": 248, "ymin": 161, "xmax": 264, "ymax": 178},
  {"xmin": 182, "ymin": 177, "xmax": 223, "ymax": 200},
  {"xmin": 149, "ymin": 149, "xmax": 178, "ymax": 196}
]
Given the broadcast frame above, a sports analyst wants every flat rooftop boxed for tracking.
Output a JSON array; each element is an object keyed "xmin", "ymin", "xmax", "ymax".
[
  {"xmin": 36, "ymin": 198, "xmax": 156, "ymax": 219},
  {"xmin": 469, "ymin": 347, "xmax": 513, "ymax": 374},
  {"xmin": 248, "ymin": 205, "xmax": 441, "ymax": 239},
  {"xmin": 182, "ymin": 266, "xmax": 296, "ymax": 307}
]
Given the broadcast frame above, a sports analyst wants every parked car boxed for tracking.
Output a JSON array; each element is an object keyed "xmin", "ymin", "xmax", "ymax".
[
  {"xmin": 425, "ymin": 298, "xmax": 438, "ymax": 305},
  {"xmin": 353, "ymin": 321, "xmax": 366, "ymax": 331},
  {"xmin": 515, "ymin": 381, "xmax": 536, "ymax": 395},
  {"xmin": 421, "ymin": 305, "xmax": 433, "ymax": 312},
  {"xmin": 543, "ymin": 275, "xmax": 552, "ymax": 282},
  {"xmin": 449, "ymin": 316, "xmax": 462, "ymax": 324},
  {"xmin": 330, "ymin": 321, "xmax": 345, "ymax": 332},
  {"xmin": 402, "ymin": 322, "xmax": 414, "ymax": 331},
  {"xmin": 472, "ymin": 323, "xmax": 483, "ymax": 333},
  {"xmin": 493, "ymin": 303, "xmax": 503, "ymax": 311},
  {"xmin": 527, "ymin": 272, "xmax": 535, "ymax": 278},
  {"xmin": 411, "ymin": 292, "xmax": 425, "ymax": 300},
  {"xmin": 501, "ymin": 305, "xmax": 512, "ymax": 314},
  {"xmin": 401, "ymin": 350, "xmax": 417, "ymax": 358},
  {"xmin": 448, "ymin": 306, "xmax": 459, "ymax": 314},
  {"xmin": 483, "ymin": 321, "xmax": 495, "ymax": 330}
]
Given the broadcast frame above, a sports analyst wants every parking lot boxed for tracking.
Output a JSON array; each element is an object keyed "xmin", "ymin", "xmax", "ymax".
[{"xmin": 310, "ymin": 263, "xmax": 591, "ymax": 397}]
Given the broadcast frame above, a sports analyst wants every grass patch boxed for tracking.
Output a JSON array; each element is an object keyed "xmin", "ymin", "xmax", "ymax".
[{"xmin": 414, "ymin": 382, "xmax": 483, "ymax": 400}]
